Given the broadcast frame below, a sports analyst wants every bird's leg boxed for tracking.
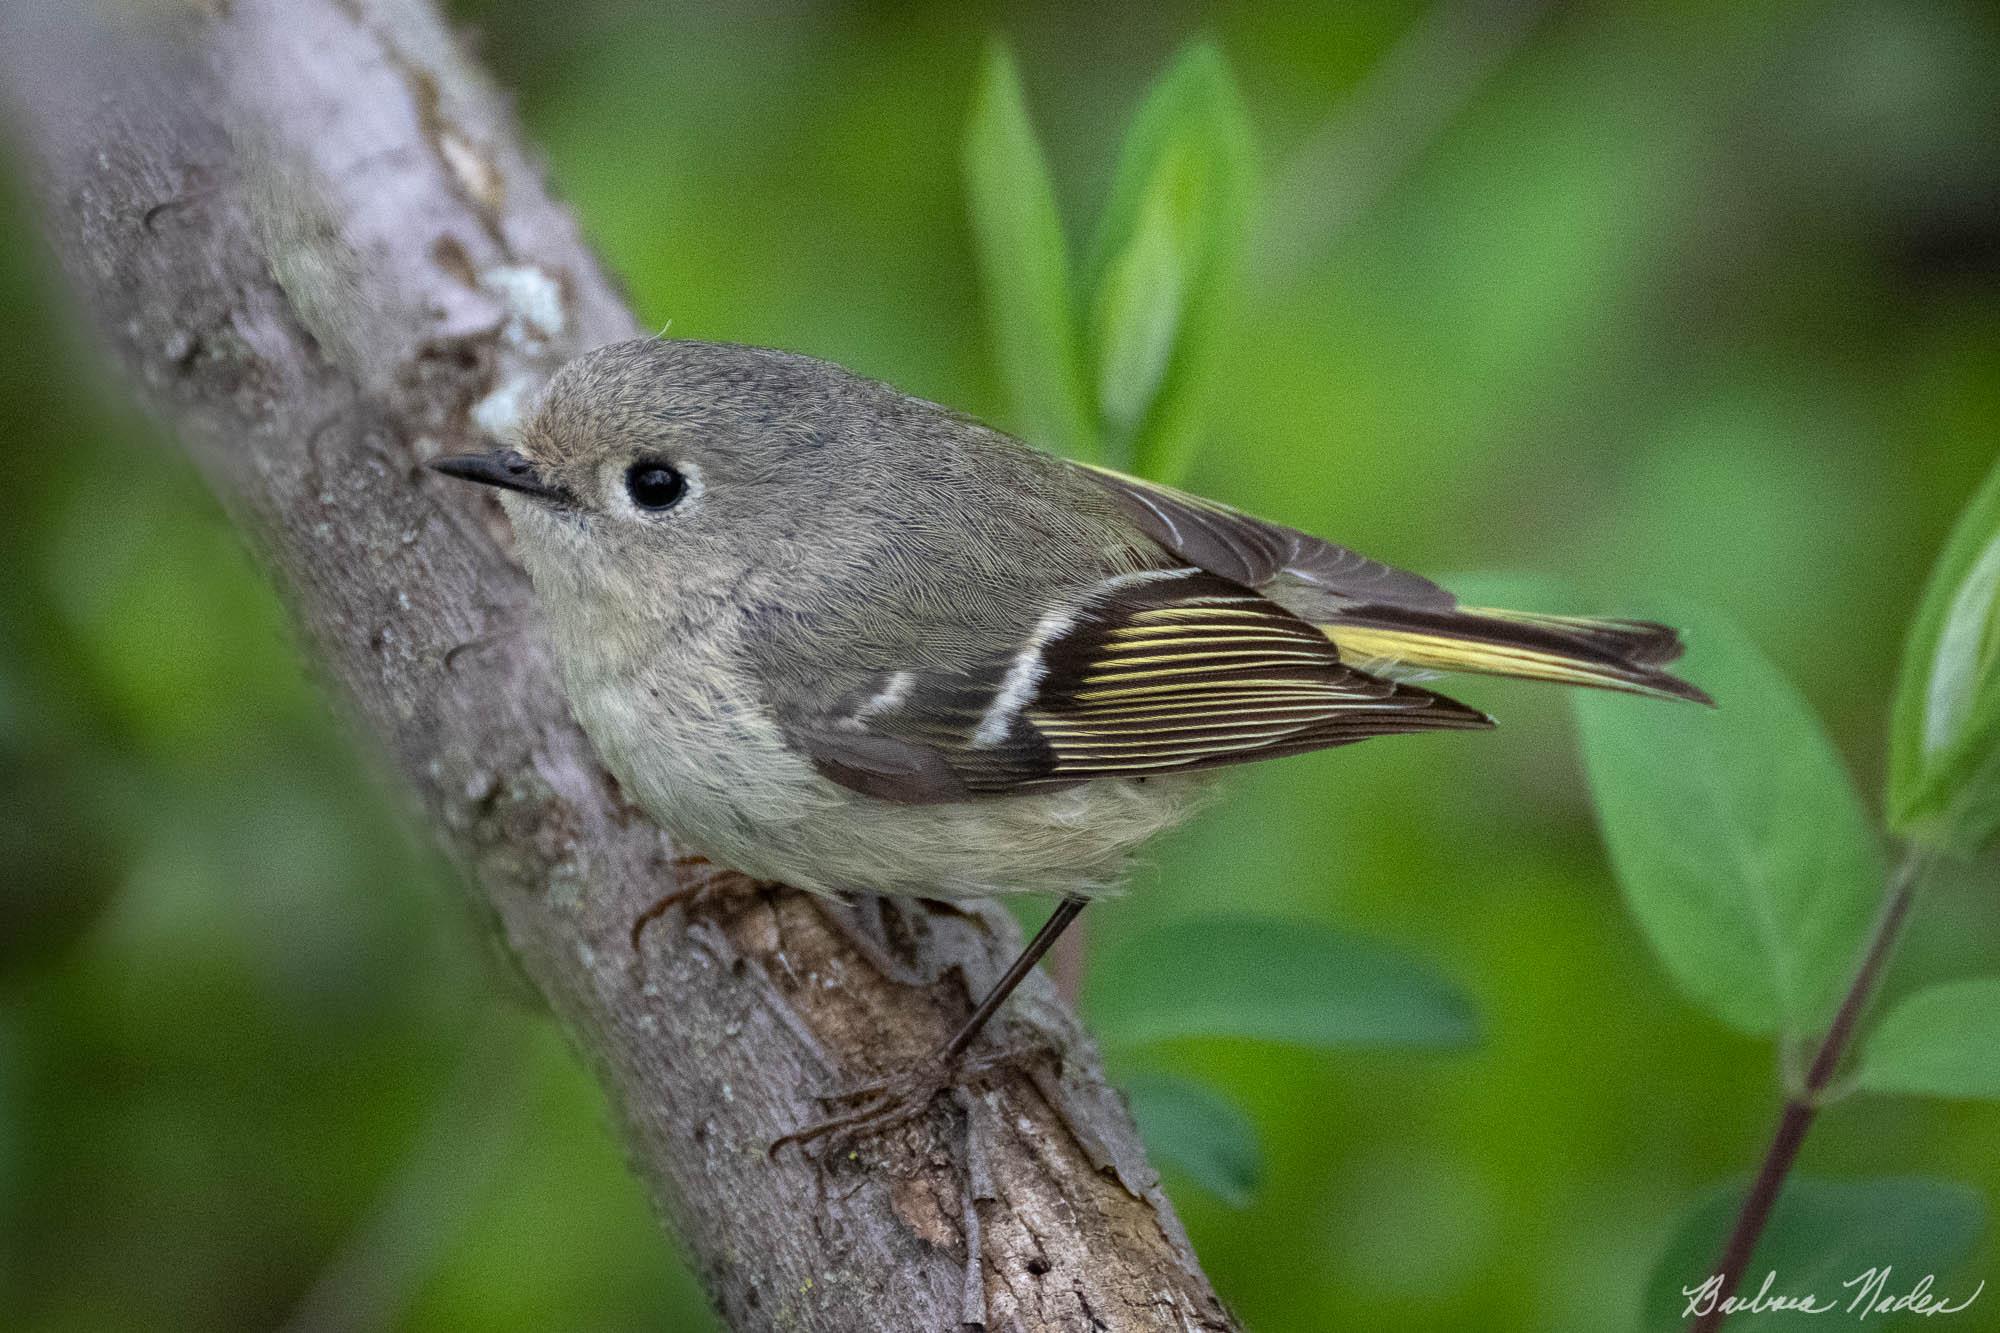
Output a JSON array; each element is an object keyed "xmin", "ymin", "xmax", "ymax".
[
  {"xmin": 932, "ymin": 895, "xmax": 1089, "ymax": 1066},
  {"xmin": 628, "ymin": 854, "xmax": 759, "ymax": 958},
  {"xmin": 770, "ymin": 896, "xmax": 1089, "ymax": 1156}
]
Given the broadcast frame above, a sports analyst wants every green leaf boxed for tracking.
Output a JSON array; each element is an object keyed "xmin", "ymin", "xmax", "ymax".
[
  {"xmin": 1642, "ymin": 1177, "xmax": 1986, "ymax": 1331},
  {"xmin": 1889, "ymin": 451, "xmax": 2000, "ymax": 851},
  {"xmin": 1857, "ymin": 977, "xmax": 2000, "ymax": 1101},
  {"xmin": 1085, "ymin": 40, "xmax": 1254, "ymax": 480},
  {"xmin": 1574, "ymin": 607, "xmax": 1883, "ymax": 1038},
  {"xmin": 1084, "ymin": 914, "xmax": 1478, "ymax": 1050},
  {"xmin": 962, "ymin": 40, "xmax": 1096, "ymax": 460},
  {"xmin": 1123, "ymin": 1071, "xmax": 1262, "ymax": 1207}
]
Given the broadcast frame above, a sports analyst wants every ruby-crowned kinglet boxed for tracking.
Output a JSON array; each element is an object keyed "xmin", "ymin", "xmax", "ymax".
[{"xmin": 431, "ymin": 338, "xmax": 1706, "ymax": 1126}]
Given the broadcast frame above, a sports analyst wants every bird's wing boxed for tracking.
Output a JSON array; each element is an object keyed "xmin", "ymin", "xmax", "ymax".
[
  {"xmin": 1077, "ymin": 463, "xmax": 1459, "ymax": 610},
  {"xmin": 787, "ymin": 567, "xmax": 1491, "ymax": 805},
  {"xmin": 1079, "ymin": 464, "xmax": 1710, "ymax": 703}
]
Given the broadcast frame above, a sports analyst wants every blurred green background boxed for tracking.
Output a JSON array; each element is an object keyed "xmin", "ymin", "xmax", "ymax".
[{"xmin": 5, "ymin": 1, "xmax": 1999, "ymax": 1329}]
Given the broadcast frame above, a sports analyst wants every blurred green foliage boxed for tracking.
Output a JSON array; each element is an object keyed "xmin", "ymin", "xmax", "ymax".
[
  {"xmin": 6, "ymin": 2, "xmax": 2000, "ymax": 1330},
  {"xmin": 1891, "ymin": 448, "xmax": 2000, "ymax": 851},
  {"xmin": 1858, "ymin": 978, "xmax": 2000, "ymax": 1102},
  {"xmin": 1575, "ymin": 608, "xmax": 1885, "ymax": 1040},
  {"xmin": 963, "ymin": 42, "xmax": 1096, "ymax": 463},
  {"xmin": 1575, "ymin": 596, "xmax": 2000, "ymax": 1315},
  {"xmin": 1648, "ymin": 1177, "xmax": 1986, "ymax": 1331},
  {"xmin": 1087, "ymin": 913, "xmax": 1477, "ymax": 1052},
  {"xmin": 967, "ymin": 36, "xmax": 1252, "ymax": 478}
]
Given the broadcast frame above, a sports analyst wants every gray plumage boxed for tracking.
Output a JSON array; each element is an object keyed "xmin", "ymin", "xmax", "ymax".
[{"xmin": 444, "ymin": 338, "xmax": 1704, "ymax": 900}]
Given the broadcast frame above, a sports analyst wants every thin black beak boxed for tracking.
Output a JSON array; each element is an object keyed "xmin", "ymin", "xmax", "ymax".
[{"xmin": 427, "ymin": 449, "xmax": 568, "ymax": 502}]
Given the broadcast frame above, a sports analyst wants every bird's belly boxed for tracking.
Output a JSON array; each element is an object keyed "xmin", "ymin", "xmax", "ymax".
[{"xmin": 766, "ymin": 776, "xmax": 1211, "ymax": 899}]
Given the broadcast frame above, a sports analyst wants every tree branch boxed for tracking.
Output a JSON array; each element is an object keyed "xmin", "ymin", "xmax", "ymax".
[{"xmin": 0, "ymin": 3, "xmax": 1233, "ymax": 1329}]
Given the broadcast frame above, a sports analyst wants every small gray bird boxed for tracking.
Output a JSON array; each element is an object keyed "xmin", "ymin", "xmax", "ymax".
[{"xmin": 431, "ymin": 338, "xmax": 1706, "ymax": 1133}]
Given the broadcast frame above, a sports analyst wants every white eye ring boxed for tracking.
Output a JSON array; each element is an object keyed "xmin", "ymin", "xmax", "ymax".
[{"xmin": 610, "ymin": 457, "xmax": 702, "ymax": 517}]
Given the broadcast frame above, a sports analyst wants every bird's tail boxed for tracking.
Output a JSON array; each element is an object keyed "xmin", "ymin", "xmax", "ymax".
[{"xmin": 1321, "ymin": 605, "xmax": 1712, "ymax": 705}]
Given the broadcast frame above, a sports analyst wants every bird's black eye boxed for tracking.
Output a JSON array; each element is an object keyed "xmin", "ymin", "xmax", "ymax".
[{"xmin": 624, "ymin": 460, "xmax": 688, "ymax": 512}]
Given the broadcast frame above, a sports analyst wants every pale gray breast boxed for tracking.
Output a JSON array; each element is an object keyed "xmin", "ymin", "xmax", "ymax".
[{"xmin": 555, "ymin": 601, "xmax": 838, "ymax": 858}]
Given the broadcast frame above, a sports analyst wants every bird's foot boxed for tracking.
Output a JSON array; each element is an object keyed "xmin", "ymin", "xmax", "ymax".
[
  {"xmin": 769, "ymin": 1039, "xmax": 1048, "ymax": 1160},
  {"xmin": 629, "ymin": 856, "xmax": 760, "ymax": 960}
]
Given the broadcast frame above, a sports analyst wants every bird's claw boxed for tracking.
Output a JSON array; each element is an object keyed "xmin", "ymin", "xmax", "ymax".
[
  {"xmin": 628, "ymin": 856, "xmax": 760, "ymax": 962},
  {"xmin": 769, "ymin": 1040, "xmax": 1047, "ymax": 1160}
]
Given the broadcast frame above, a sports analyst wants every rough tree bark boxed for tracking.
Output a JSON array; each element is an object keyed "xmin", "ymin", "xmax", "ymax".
[{"xmin": 0, "ymin": 3, "xmax": 1236, "ymax": 1330}]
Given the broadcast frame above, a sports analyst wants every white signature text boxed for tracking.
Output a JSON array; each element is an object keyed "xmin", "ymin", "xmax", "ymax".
[{"xmin": 1682, "ymin": 1269, "xmax": 1984, "ymax": 1321}]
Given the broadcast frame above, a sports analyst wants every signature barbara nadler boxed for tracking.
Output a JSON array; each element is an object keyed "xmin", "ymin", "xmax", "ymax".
[{"xmin": 1683, "ymin": 1269, "xmax": 1984, "ymax": 1321}]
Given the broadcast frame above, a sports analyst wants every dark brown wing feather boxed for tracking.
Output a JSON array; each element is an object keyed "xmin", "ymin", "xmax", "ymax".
[
  {"xmin": 1081, "ymin": 463, "xmax": 1457, "ymax": 609},
  {"xmin": 790, "ymin": 569, "xmax": 1491, "ymax": 804}
]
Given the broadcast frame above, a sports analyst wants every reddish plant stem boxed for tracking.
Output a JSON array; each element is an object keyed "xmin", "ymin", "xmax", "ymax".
[{"xmin": 1688, "ymin": 846, "xmax": 1931, "ymax": 1333}]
